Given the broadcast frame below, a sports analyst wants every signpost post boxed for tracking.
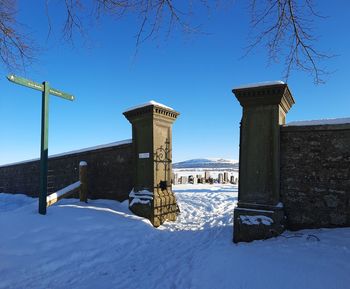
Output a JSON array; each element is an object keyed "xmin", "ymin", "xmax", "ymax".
[{"xmin": 7, "ymin": 74, "xmax": 75, "ymax": 215}]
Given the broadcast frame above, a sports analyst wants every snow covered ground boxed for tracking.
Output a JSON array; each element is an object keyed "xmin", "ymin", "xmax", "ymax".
[{"xmin": 1, "ymin": 184, "xmax": 350, "ymax": 289}]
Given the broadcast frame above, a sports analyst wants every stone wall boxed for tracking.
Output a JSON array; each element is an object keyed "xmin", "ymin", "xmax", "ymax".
[
  {"xmin": 0, "ymin": 140, "xmax": 134, "ymax": 201},
  {"xmin": 280, "ymin": 123, "xmax": 350, "ymax": 230},
  {"xmin": 232, "ymin": 82, "xmax": 350, "ymax": 243}
]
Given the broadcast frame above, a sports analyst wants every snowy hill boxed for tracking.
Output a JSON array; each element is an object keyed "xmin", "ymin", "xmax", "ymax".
[{"xmin": 173, "ymin": 158, "xmax": 239, "ymax": 170}]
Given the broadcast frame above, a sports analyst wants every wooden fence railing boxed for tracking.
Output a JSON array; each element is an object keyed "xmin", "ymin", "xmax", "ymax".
[{"xmin": 46, "ymin": 161, "xmax": 88, "ymax": 207}]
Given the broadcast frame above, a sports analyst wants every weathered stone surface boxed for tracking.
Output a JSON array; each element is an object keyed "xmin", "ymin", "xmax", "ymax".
[
  {"xmin": 232, "ymin": 83, "xmax": 295, "ymax": 243},
  {"xmin": 152, "ymin": 188, "xmax": 179, "ymax": 227},
  {"xmin": 0, "ymin": 142, "xmax": 134, "ymax": 201},
  {"xmin": 280, "ymin": 123, "xmax": 350, "ymax": 230},
  {"xmin": 124, "ymin": 103, "xmax": 180, "ymax": 227},
  {"xmin": 129, "ymin": 202, "xmax": 153, "ymax": 219},
  {"xmin": 233, "ymin": 207, "xmax": 285, "ymax": 243}
]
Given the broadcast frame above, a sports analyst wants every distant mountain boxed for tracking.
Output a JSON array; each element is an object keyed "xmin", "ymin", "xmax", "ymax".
[{"xmin": 173, "ymin": 158, "xmax": 239, "ymax": 170}]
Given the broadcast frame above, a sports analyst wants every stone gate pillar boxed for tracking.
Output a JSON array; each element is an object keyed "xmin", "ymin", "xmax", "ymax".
[
  {"xmin": 232, "ymin": 82, "xmax": 295, "ymax": 242},
  {"xmin": 123, "ymin": 101, "xmax": 180, "ymax": 227}
]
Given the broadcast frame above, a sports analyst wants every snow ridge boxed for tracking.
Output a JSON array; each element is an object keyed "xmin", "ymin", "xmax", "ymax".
[
  {"xmin": 287, "ymin": 117, "xmax": 350, "ymax": 126},
  {"xmin": 124, "ymin": 100, "xmax": 174, "ymax": 113},
  {"xmin": 234, "ymin": 80, "xmax": 285, "ymax": 90},
  {"xmin": 0, "ymin": 139, "xmax": 132, "ymax": 167}
]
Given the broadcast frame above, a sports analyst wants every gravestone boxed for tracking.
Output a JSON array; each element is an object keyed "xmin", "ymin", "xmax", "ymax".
[
  {"xmin": 173, "ymin": 173, "xmax": 178, "ymax": 185},
  {"xmin": 123, "ymin": 101, "xmax": 180, "ymax": 227},
  {"xmin": 180, "ymin": 176, "xmax": 187, "ymax": 184},
  {"xmin": 204, "ymin": 171, "xmax": 210, "ymax": 182},
  {"xmin": 218, "ymin": 173, "xmax": 223, "ymax": 184},
  {"xmin": 224, "ymin": 172, "xmax": 229, "ymax": 183}
]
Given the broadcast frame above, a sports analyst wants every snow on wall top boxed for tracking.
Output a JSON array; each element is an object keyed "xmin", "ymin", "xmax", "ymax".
[
  {"xmin": 123, "ymin": 100, "xmax": 174, "ymax": 113},
  {"xmin": 0, "ymin": 139, "xmax": 132, "ymax": 167},
  {"xmin": 234, "ymin": 80, "xmax": 285, "ymax": 90},
  {"xmin": 286, "ymin": 118, "xmax": 350, "ymax": 126}
]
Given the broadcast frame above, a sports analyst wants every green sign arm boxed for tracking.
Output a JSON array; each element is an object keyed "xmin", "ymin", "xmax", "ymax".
[
  {"xmin": 7, "ymin": 74, "xmax": 43, "ymax": 91},
  {"xmin": 49, "ymin": 87, "xmax": 75, "ymax": 101},
  {"xmin": 7, "ymin": 74, "xmax": 75, "ymax": 101}
]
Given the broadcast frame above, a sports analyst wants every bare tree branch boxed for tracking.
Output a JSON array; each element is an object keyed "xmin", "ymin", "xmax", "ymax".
[
  {"xmin": 62, "ymin": 0, "xmax": 86, "ymax": 42},
  {"xmin": 0, "ymin": 0, "xmax": 34, "ymax": 71},
  {"xmin": 44, "ymin": 0, "xmax": 52, "ymax": 42},
  {"xmin": 0, "ymin": 0, "xmax": 333, "ymax": 84},
  {"xmin": 247, "ymin": 0, "xmax": 333, "ymax": 84}
]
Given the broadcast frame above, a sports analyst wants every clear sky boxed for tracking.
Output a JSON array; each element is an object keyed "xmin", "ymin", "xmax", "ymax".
[{"xmin": 0, "ymin": 1, "xmax": 349, "ymax": 165}]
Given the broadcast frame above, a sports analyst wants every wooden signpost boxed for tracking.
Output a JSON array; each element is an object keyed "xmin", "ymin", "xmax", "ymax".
[{"xmin": 7, "ymin": 74, "xmax": 75, "ymax": 215}]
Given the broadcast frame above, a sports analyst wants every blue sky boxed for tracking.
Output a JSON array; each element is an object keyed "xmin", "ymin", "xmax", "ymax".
[{"xmin": 0, "ymin": 1, "xmax": 350, "ymax": 165}]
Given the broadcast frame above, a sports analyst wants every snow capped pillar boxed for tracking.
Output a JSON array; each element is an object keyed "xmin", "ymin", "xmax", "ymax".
[
  {"xmin": 123, "ymin": 101, "xmax": 180, "ymax": 227},
  {"xmin": 232, "ymin": 81, "xmax": 295, "ymax": 243}
]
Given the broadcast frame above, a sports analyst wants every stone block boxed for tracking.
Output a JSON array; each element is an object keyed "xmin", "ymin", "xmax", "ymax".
[
  {"xmin": 233, "ymin": 207, "xmax": 285, "ymax": 243},
  {"xmin": 232, "ymin": 82, "xmax": 294, "ymax": 242},
  {"xmin": 124, "ymin": 101, "xmax": 180, "ymax": 227},
  {"xmin": 280, "ymin": 123, "xmax": 350, "ymax": 229}
]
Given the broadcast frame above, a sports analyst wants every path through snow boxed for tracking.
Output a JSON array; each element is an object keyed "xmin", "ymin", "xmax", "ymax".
[{"xmin": 0, "ymin": 184, "xmax": 349, "ymax": 289}]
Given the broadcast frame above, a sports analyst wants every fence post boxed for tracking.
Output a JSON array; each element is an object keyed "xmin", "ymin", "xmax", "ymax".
[{"xmin": 79, "ymin": 161, "xmax": 88, "ymax": 202}]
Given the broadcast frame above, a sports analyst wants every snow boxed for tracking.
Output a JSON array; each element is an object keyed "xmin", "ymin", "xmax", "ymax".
[
  {"xmin": 206, "ymin": 158, "xmax": 239, "ymax": 163},
  {"xmin": 276, "ymin": 202, "xmax": 284, "ymax": 208},
  {"xmin": 0, "ymin": 139, "xmax": 132, "ymax": 168},
  {"xmin": 129, "ymin": 189, "xmax": 154, "ymax": 207},
  {"xmin": 1, "ymin": 184, "xmax": 350, "ymax": 289},
  {"xmin": 123, "ymin": 100, "xmax": 174, "ymax": 113},
  {"xmin": 235, "ymin": 207, "xmax": 274, "ymax": 213},
  {"xmin": 234, "ymin": 80, "xmax": 285, "ymax": 90},
  {"xmin": 129, "ymin": 198, "xmax": 151, "ymax": 206},
  {"xmin": 240, "ymin": 215, "xmax": 274, "ymax": 226},
  {"xmin": 287, "ymin": 117, "xmax": 350, "ymax": 126},
  {"xmin": 50, "ymin": 139, "xmax": 132, "ymax": 158},
  {"xmin": 129, "ymin": 189, "xmax": 154, "ymax": 199},
  {"xmin": 46, "ymin": 181, "xmax": 81, "ymax": 204}
]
